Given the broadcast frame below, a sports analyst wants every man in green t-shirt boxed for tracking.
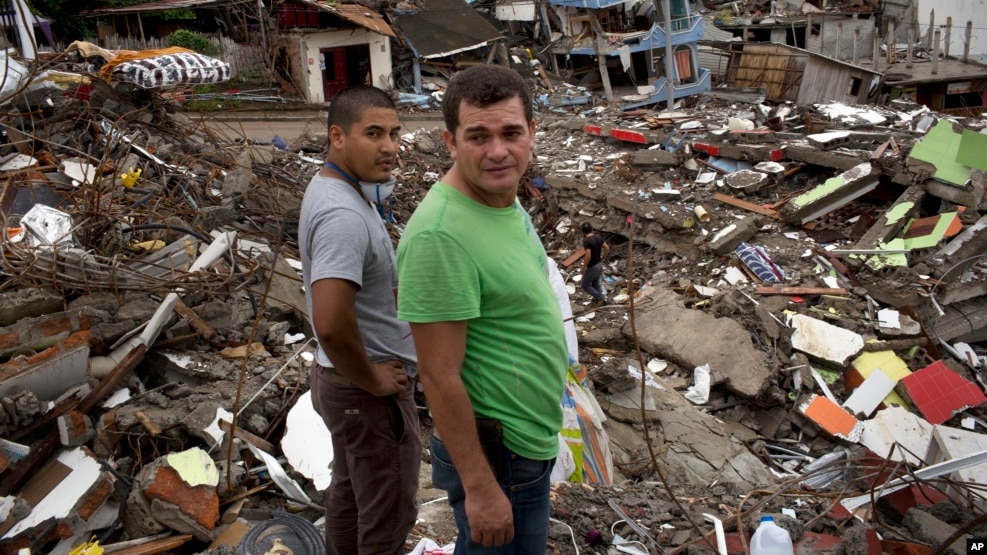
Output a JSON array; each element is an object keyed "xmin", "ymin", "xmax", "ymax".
[{"xmin": 396, "ymin": 65, "xmax": 568, "ymax": 554}]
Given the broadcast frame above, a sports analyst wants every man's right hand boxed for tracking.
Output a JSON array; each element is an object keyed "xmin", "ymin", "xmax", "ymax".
[
  {"xmin": 367, "ymin": 360, "xmax": 408, "ymax": 396},
  {"xmin": 465, "ymin": 481, "xmax": 514, "ymax": 546}
]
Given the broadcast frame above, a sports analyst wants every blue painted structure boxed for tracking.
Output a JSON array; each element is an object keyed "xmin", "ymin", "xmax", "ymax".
[{"xmin": 545, "ymin": 0, "xmax": 710, "ymax": 109}]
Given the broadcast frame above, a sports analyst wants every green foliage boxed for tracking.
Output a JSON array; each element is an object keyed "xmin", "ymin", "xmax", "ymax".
[
  {"xmin": 166, "ymin": 29, "xmax": 218, "ymax": 56},
  {"xmin": 27, "ymin": 0, "xmax": 94, "ymax": 40},
  {"xmin": 159, "ymin": 9, "xmax": 196, "ymax": 20}
]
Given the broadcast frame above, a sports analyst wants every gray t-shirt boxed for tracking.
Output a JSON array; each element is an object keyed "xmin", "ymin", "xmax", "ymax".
[{"xmin": 299, "ymin": 173, "xmax": 416, "ymax": 371}]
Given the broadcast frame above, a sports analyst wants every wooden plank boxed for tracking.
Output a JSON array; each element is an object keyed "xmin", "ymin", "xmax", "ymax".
[
  {"xmin": 106, "ymin": 534, "xmax": 193, "ymax": 555},
  {"xmin": 712, "ymin": 192, "xmax": 780, "ymax": 219},
  {"xmin": 219, "ymin": 419, "xmax": 277, "ymax": 454},
  {"xmin": 562, "ymin": 248, "xmax": 585, "ymax": 268},
  {"xmin": 174, "ymin": 299, "xmax": 216, "ymax": 341},
  {"xmin": 755, "ymin": 286, "xmax": 849, "ymax": 296}
]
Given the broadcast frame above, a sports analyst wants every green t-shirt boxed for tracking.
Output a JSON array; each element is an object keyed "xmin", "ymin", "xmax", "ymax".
[{"xmin": 396, "ymin": 182, "xmax": 568, "ymax": 460}]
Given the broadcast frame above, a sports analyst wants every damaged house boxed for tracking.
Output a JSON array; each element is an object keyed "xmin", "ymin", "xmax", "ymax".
[
  {"xmin": 539, "ymin": 0, "xmax": 711, "ymax": 109},
  {"xmin": 273, "ymin": 0, "xmax": 397, "ymax": 102}
]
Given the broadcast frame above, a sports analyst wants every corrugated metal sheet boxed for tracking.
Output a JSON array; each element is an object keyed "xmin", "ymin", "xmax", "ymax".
[
  {"xmin": 84, "ymin": 0, "xmax": 248, "ymax": 15},
  {"xmin": 392, "ymin": 0, "xmax": 502, "ymax": 58},
  {"xmin": 300, "ymin": 1, "xmax": 396, "ymax": 37},
  {"xmin": 699, "ymin": 21, "xmax": 733, "ymax": 77}
]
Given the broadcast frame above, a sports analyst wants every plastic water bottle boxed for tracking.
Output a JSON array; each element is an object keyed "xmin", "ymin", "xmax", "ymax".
[{"xmin": 750, "ymin": 516, "xmax": 794, "ymax": 555}]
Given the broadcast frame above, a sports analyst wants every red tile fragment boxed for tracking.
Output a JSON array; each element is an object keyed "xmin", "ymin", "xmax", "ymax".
[
  {"xmin": 882, "ymin": 539, "xmax": 932, "ymax": 555},
  {"xmin": 897, "ymin": 361, "xmax": 986, "ymax": 425},
  {"xmin": 882, "ymin": 485, "xmax": 952, "ymax": 517}
]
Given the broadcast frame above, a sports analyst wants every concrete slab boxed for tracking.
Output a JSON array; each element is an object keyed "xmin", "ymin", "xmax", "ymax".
[
  {"xmin": 859, "ymin": 405, "xmax": 933, "ymax": 464},
  {"xmin": 724, "ymin": 169, "xmax": 770, "ymax": 193},
  {"xmin": 902, "ymin": 508, "xmax": 968, "ymax": 555},
  {"xmin": 925, "ymin": 425, "xmax": 987, "ymax": 509},
  {"xmin": 659, "ymin": 407, "xmax": 776, "ymax": 488},
  {"xmin": 624, "ymin": 288, "xmax": 771, "ymax": 398},
  {"xmin": 708, "ymin": 215, "xmax": 761, "ymax": 255},
  {"xmin": 781, "ymin": 162, "xmax": 879, "ymax": 225},
  {"xmin": 790, "ymin": 314, "xmax": 864, "ymax": 367}
]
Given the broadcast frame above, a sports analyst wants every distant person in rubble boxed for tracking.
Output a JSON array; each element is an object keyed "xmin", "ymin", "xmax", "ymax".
[
  {"xmin": 298, "ymin": 85, "xmax": 421, "ymax": 555},
  {"xmin": 580, "ymin": 222, "xmax": 610, "ymax": 307},
  {"xmin": 396, "ymin": 64, "xmax": 568, "ymax": 554}
]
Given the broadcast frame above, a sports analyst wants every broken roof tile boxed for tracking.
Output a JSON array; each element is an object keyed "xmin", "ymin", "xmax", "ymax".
[{"xmin": 897, "ymin": 361, "xmax": 987, "ymax": 425}]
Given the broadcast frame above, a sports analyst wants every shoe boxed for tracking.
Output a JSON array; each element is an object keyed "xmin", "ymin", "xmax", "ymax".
[{"xmin": 591, "ymin": 298, "xmax": 606, "ymax": 308}]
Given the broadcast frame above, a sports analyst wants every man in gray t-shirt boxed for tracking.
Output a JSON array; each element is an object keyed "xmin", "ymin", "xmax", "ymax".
[{"xmin": 298, "ymin": 86, "xmax": 421, "ymax": 555}]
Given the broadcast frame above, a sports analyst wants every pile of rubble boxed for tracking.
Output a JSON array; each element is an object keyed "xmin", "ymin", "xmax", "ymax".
[
  {"xmin": 520, "ymin": 89, "xmax": 987, "ymax": 552},
  {"xmin": 1, "ymin": 54, "xmax": 987, "ymax": 555}
]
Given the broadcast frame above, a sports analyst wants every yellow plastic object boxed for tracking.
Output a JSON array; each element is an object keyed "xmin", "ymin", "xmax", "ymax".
[
  {"xmin": 120, "ymin": 167, "xmax": 141, "ymax": 188},
  {"xmin": 68, "ymin": 538, "xmax": 103, "ymax": 555}
]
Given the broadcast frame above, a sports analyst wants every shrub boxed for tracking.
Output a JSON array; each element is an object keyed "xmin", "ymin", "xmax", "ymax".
[{"xmin": 167, "ymin": 29, "xmax": 219, "ymax": 56}]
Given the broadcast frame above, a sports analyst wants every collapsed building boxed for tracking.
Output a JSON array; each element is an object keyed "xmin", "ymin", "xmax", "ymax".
[{"xmin": 1, "ymin": 17, "xmax": 987, "ymax": 555}]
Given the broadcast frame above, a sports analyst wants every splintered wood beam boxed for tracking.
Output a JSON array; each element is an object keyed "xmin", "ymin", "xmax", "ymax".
[
  {"xmin": 712, "ymin": 192, "xmax": 781, "ymax": 219},
  {"xmin": 755, "ymin": 286, "xmax": 849, "ymax": 296}
]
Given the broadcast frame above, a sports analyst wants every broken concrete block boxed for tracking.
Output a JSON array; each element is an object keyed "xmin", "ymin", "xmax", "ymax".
[
  {"xmin": 807, "ymin": 130, "xmax": 852, "ymax": 150},
  {"xmin": 896, "ymin": 361, "xmax": 987, "ymax": 425},
  {"xmin": 57, "ymin": 411, "xmax": 95, "ymax": 446},
  {"xmin": 0, "ymin": 330, "xmax": 92, "ymax": 402},
  {"xmin": 658, "ymin": 408, "xmax": 776, "ymax": 489},
  {"xmin": 790, "ymin": 314, "xmax": 864, "ymax": 367},
  {"xmin": 628, "ymin": 149, "xmax": 681, "ymax": 169},
  {"xmin": 123, "ymin": 487, "xmax": 169, "ymax": 539},
  {"xmin": 708, "ymin": 215, "xmax": 761, "ymax": 256},
  {"xmin": 753, "ymin": 161, "xmax": 785, "ymax": 179},
  {"xmin": 933, "ymin": 214, "xmax": 987, "ymax": 305},
  {"xmin": 784, "ymin": 143, "xmax": 872, "ymax": 170},
  {"xmin": 851, "ymin": 183, "xmax": 925, "ymax": 258},
  {"xmin": 1, "ymin": 447, "xmax": 114, "ymax": 546},
  {"xmin": 799, "ymin": 394, "xmax": 863, "ymax": 442},
  {"xmin": 0, "ymin": 288, "xmax": 65, "ymax": 327},
  {"xmin": 859, "ymin": 405, "xmax": 932, "ymax": 464},
  {"xmin": 139, "ymin": 447, "xmax": 220, "ymax": 540},
  {"xmin": 724, "ymin": 169, "xmax": 770, "ymax": 193},
  {"xmin": 925, "ymin": 425, "xmax": 987, "ymax": 510},
  {"xmin": 842, "ymin": 526, "xmax": 882, "ymax": 555},
  {"xmin": 781, "ymin": 163, "xmax": 879, "ymax": 225},
  {"xmin": 625, "ymin": 288, "xmax": 772, "ymax": 398},
  {"xmin": 901, "ymin": 508, "xmax": 968, "ymax": 555}
]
